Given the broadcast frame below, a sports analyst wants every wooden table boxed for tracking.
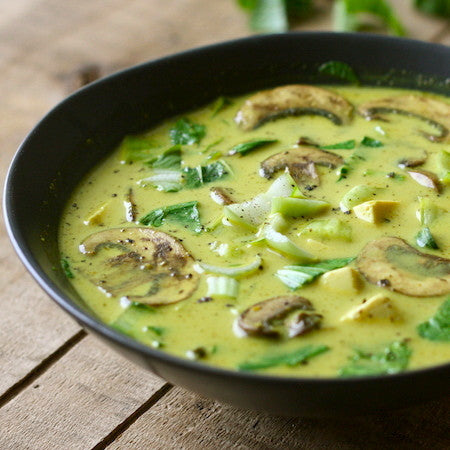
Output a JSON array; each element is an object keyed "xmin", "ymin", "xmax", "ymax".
[{"xmin": 1, "ymin": 1, "xmax": 449, "ymax": 448}]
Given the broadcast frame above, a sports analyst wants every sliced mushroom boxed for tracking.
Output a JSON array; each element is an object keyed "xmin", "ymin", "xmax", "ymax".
[
  {"xmin": 407, "ymin": 169, "xmax": 441, "ymax": 192},
  {"xmin": 235, "ymin": 85, "xmax": 353, "ymax": 131},
  {"xmin": 260, "ymin": 146, "xmax": 343, "ymax": 185},
  {"xmin": 79, "ymin": 227, "xmax": 199, "ymax": 305},
  {"xmin": 237, "ymin": 295, "xmax": 322, "ymax": 337},
  {"xmin": 397, "ymin": 153, "xmax": 427, "ymax": 169},
  {"xmin": 210, "ymin": 187, "xmax": 235, "ymax": 205},
  {"xmin": 357, "ymin": 237, "xmax": 450, "ymax": 297},
  {"xmin": 358, "ymin": 95, "xmax": 450, "ymax": 143},
  {"xmin": 124, "ymin": 188, "xmax": 138, "ymax": 222}
]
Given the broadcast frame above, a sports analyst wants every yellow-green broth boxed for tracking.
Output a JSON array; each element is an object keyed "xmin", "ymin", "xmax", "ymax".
[{"xmin": 59, "ymin": 86, "xmax": 450, "ymax": 377}]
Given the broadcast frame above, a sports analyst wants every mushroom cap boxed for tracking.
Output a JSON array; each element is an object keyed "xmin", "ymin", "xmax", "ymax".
[
  {"xmin": 357, "ymin": 237, "xmax": 450, "ymax": 297},
  {"xmin": 260, "ymin": 146, "xmax": 343, "ymax": 185},
  {"xmin": 237, "ymin": 295, "xmax": 321, "ymax": 337},
  {"xmin": 79, "ymin": 227, "xmax": 199, "ymax": 305},
  {"xmin": 358, "ymin": 95, "xmax": 450, "ymax": 143},
  {"xmin": 235, "ymin": 85, "xmax": 353, "ymax": 131}
]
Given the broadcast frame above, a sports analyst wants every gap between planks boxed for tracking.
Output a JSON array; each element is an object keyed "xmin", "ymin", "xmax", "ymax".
[
  {"xmin": 0, "ymin": 329, "xmax": 87, "ymax": 409},
  {"xmin": 92, "ymin": 383, "xmax": 173, "ymax": 450}
]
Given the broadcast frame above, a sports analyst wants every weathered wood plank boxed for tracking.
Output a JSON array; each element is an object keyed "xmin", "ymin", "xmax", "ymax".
[
  {"xmin": 108, "ymin": 387, "xmax": 450, "ymax": 450},
  {"xmin": 0, "ymin": 336, "xmax": 167, "ymax": 450},
  {"xmin": 0, "ymin": 235, "xmax": 82, "ymax": 398}
]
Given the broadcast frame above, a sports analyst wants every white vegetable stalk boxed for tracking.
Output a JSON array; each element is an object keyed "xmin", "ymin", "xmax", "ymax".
[
  {"xmin": 195, "ymin": 255, "xmax": 262, "ymax": 278},
  {"xmin": 206, "ymin": 276, "xmax": 239, "ymax": 298},
  {"xmin": 138, "ymin": 170, "xmax": 182, "ymax": 186}
]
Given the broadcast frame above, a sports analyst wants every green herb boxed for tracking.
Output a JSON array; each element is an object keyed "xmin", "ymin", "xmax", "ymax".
[
  {"xmin": 211, "ymin": 97, "xmax": 232, "ymax": 117},
  {"xmin": 119, "ymin": 136, "xmax": 158, "ymax": 163},
  {"xmin": 414, "ymin": 0, "xmax": 450, "ymax": 17},
  {"xmin": 417, "ymin": 197, "xmax": 441, "ymax": 226},
  {"xmin": 276, "ymin": 257, "xmax": 355, "ymax": 290},
  {"xmin": 361, "ymin": 136, "xmax": 383, "ymax": 147},
  {"xmin": 417, "ymin": 298, "xmax": 450, "ymax": 342},
  {"xmin": 334, "ymin": 0, "xmax": 406, "ymax": 36},
  {"xmin": 249, "ymin": 0, "xmax": 288, "ymax": 32},
  {"xmin": 203, "ymin": 151, "xmax": 223, "ymax": 163},
  {"xmin": 202, "ymin": 137, "xmax": 224, "ymax": 153},
  {"xmin": 61, "ymin": 258, "xmax": 74, "ymax": 279},
  {"xmin": 183, "ymin": 161, "xmax": 228, "ymax": 189},
  {"xmin": 129, "ymin": 302, "xmax": 157, "ymax": 313},
  {"xmin": 229, "ymin": 139, "xmax": 277, "ymax": 156},
  {"xmin": 336, "ymin": 164, "xmax": 350, "ymax": 181},
  {"xmin": 170, "ymin": 118, "xmax": 206, "ymax": 145},
  {"xmin": 318, "ymin": 61, "xmax": 359, "ymax": 84},
  {"xmin": 139, "ymin": 201, "xmax": 203, "ymax": 233},
  {"xmin": 336, "ymin": 147, "xmax": 367, "ymax": 181},
  {"xmin": 238, "ymin": 344, "xmax": 329, "ymax": 371},
  {"xmin": 146, "ymin": 146, "xmax": 181, "ymax": 170},
  {"xmin": 237, "ymin": 0, "xmax": 313, "ymax": 33},
  {"xmin": 339, "ymin": 340, "xmax": 411, "ymax": 377},
  {"xmin": 143, "ymin": 325, "xmax": 165, "ymax": 336},
  {"xmin": 320, "ymin": 139, "xmax": 356, "ymax": 150},
  {"xmin": 415, "ymin": 227, "xmax": 439, "ymax": 249}
]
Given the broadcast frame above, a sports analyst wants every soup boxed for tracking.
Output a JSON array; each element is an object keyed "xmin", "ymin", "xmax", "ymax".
[{"xmin": 59, "ymin": 84, "xmax": 450, "ymax": 377}]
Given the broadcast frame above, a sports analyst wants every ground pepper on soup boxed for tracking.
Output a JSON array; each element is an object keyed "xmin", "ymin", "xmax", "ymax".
[{"xmin": 59, "ymin": 85, "xmax": 450, "ymax": 377}]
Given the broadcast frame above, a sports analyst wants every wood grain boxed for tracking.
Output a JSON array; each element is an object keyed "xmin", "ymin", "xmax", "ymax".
[
  {"xmin": 0, "ymin": 336, "xmax": 166, "ymax": 450},
  {"xmin": 109, "ymin": 387, "xmax": 450, "ymax": 450}
]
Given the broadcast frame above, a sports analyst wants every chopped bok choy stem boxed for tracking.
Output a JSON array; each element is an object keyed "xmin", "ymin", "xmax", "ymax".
[
  {"xmin": 206, "ymin": 276, "xmax": 239, "ymax": 298},
  {"xmin": 195, "ymin": 255, "xmax": 262, "ymax": 278}
]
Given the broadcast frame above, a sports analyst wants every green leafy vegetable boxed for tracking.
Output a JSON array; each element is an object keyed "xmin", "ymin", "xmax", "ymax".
[
  {"xmin": 238, "ymin": 344, "xmax": 329, "ymax": 371},
  {"xmin": 112, "ymin": 303, "xmax": 160, "ymax": 344},
  {"xmin": 417, "ymin": 298, "xmax": 450, "ymax": 342},
  {"xmin": 334, "ymin": 0, "xmax": 406, "ymax": 36},
  {"xmin": 415, "ymin": 227, "xmax": 439, "ymax": 249},
  {"xmin": 298, "ymin": 218, "xmax": 352, "ymax": 241},
  {"xmin": 336, "ymin": 149, "xmax": 366, "ymax": 181},
  {"xmin": 211, "ymin": 97, "xmax": 232, "ymax": 117},
  {"xmin": 249, "ymin": 0, "xmax": 288, "ymax": 32},
  {"xmin": 229, "ymin": 139, "xmax": 277, "ymax": 156},
  {"xmin": 143, "ymin": 325, "xmax": 165, "ymax": 336},
  {"xmin": 146, "ymin": 146, "xmax": 181, "ymax": 170},
  {"xmin": 339, "ymin": 340, "xmax": 411, "ymax": 377},
  {"xmin": 139, "ymin": 201, "xmax": 203, "ymax": 233},
  {"xmin": 170, "ymin": 118, "xmax": 206, "ymax": 145},
  {"xmin": 237, "ymin": 0, "xmax": 313, "ymax": 33},
  {"xmin": 320, "ymin": 139, "xmax": 356, "ymax": 150},
  {"xmin": 276, "ymin": 257, "xmax": 355, "ymax": 290},
  {"xmin": 119, "ymin": 136, "xmax": 158, "ymax": 163},
  {"xmin": 183, "ymin": 161, "xmax": 228, "ymax": 189},
  {"xmin": 417, "ymin": 197, "xmax": 441, "ymax": 226},
  {"xmin": 61, "ymin": 258, "xmax": 74, "ymax": 279},
  {"xmin": 361, "ymin": 136, "xmax": 384, "ymax": 147},
  {"xmin": 414, "ymin": 0, "xmax": 450, "ymax": 17},
  {"xmin": 318, "ymin": 61, "xmax": 359, "ymax": 84}
]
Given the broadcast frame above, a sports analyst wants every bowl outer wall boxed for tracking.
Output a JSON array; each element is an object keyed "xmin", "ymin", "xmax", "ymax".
[{"xmin": 4, "ymin": 32, "xmax": 450, "ymax": 417}]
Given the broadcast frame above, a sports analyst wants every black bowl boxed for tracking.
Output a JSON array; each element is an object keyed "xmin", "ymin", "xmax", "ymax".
[{"xmin": 4, "ymin": 33, "xmax": 449, "ymax": 417}]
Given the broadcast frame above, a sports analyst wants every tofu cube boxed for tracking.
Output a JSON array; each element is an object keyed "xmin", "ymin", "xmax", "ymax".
[
  {"xmin": 341, "ymin": 293, "xmax": 402, "ymax": 322},
  {"xmin": 304, "ymin": 238, "xmax": 330, "ymax": 254},
  {"xmin": 84, "ymin": 203, "xmax": 108, "ymax": 226},
  {"xmin": 353, "ymin": 200, "xmax": 399, "ymax": 224},
  {"xmin": 320, "ymin": 267, "xmax": 362, "ymax": 295}
]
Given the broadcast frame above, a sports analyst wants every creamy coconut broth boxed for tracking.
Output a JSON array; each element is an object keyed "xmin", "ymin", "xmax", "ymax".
[{"xmin": 59, "ymin": 85, "xmax": 450, "ymax": 377}]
